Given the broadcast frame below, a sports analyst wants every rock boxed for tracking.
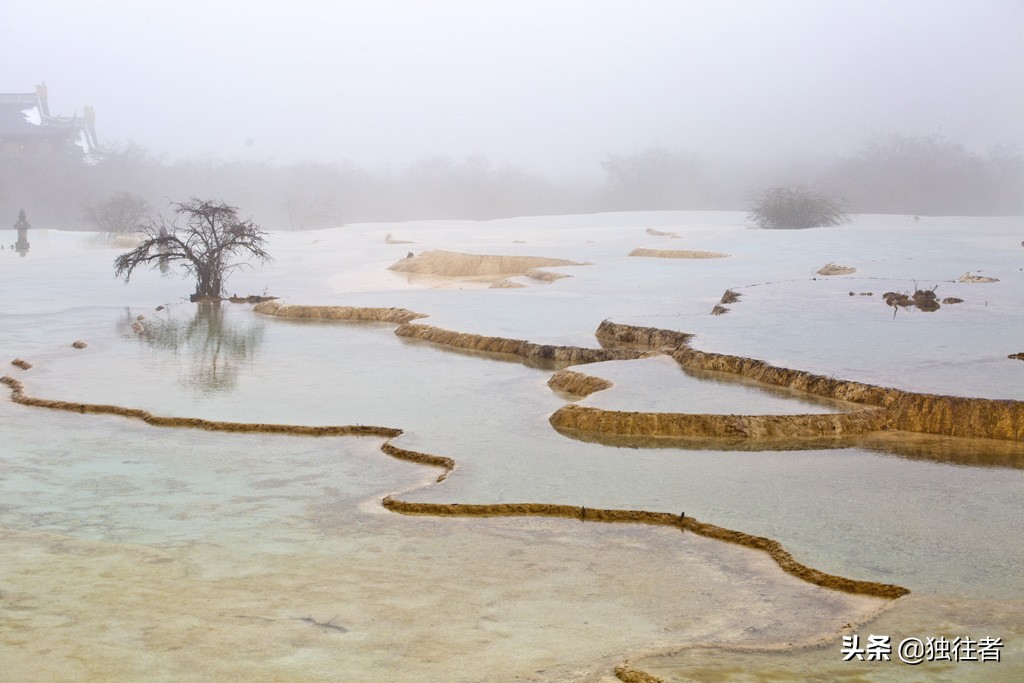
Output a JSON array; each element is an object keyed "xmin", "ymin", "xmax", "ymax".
[
  {"xmin": 958, "ymin": 272, "xmax": 999, "ymax": 283},
  {"xmin": 817, "ymin": 263, "xmax": 856, "ymax": 275},
  {"xmin": 720, "ymin": 289, "xmax": 741, "ymax": 304}
]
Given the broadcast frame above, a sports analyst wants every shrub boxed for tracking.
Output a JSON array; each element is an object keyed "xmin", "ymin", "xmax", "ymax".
[
  {"xmin": 82, "ymin": 191, "xmax": 152, "ymax": 236},
  {"xmin": 747, "ymin": 185, "xmax": 847, "ymax": 229}
]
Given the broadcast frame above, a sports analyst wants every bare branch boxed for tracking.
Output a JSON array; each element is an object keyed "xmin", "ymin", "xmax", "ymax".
[{"xmin": 113, "ymin": 197, "xmax": 272, "ymax": 299}]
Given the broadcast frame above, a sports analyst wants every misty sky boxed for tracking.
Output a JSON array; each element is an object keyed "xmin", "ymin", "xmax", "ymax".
[{"xmin": 2, "ymin": 0, "xmax": 1022, "ymax": 176}]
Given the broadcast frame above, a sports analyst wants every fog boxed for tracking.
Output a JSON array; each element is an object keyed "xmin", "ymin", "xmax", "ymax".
[
  {"xmin": 3, "ymin": 0, "xmax": 1022, "ymax": 175},
  {"xmin": 1, "ymin": 1, "xmax": 1022, "ymax": 228}
]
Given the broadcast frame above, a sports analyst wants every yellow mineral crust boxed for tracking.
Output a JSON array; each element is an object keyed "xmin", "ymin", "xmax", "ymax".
[
  {"xmin": 394, "ymin": 323, "xmax": 649, "ymax": 366},
  {"xmin": 816, "ymin": 262, "xmax": 857, "ymax": 275},
  {"xmin": 547, "ymin": 369, "xmax": 614, "ymax": 398},
  {"xmin": 667, "ymin": 345, "xmax": 1024, "ymax": 441},
  {"xmin": 381, "ymin": 498, "xmax": 908, "ymax": 599},
  {"xmin": 0, "ymin": 376, "xmax": 401, "ymax": 439},
  {"xmin": 595, "ymin": 320, "xmax": 694, "ymax": 350},
  {"xmin": 253, "ymin": 300, "xmax": 425, "ymax": 323},
  {"xmin": 488, "ymin": 279, "xmax": 527, "ymax": 288},
  {"xmin": 387, "ymin": 250, "xmax": 585, "ymax": 278},
  {"xmin": 549, "ymin": 404, "xmax": 885, "ymax": 440}
]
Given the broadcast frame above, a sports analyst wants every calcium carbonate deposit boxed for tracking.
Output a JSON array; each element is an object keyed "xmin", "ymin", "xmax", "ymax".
[{"xmin": 2, "ymin": 211, "xmax": 1022, "ymax": 681}]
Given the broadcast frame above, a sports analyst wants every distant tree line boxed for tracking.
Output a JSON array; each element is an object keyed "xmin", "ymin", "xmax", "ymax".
[
  {"xmin": 0, "ymin": 133, "xmax": 1020, "ymax": 230},
  {"xmin": 600, "ymin": 147, "xmax": 715, "ymax": 210},
  {"xmin": 827, "ymin": 133, "xmax": 1024, "ymax": 215},
  {"xmin": 0, "ymin": 144, "xmax": 598, "ymax": 230},
  {"xmin": 602, "ymin": 136, "xmax": 1023, "ymax": 217}
]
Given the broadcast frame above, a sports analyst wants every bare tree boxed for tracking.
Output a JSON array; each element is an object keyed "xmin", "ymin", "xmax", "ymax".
[
  {"xmin": 82, "ymin": 191, "xmax": 152, "ymax": 236},
  {"xmin": 114, "ymin": 198, "xmax": 272, "ymax": 300},
  {"xmin": 747, "ymin": 185, "xmax": 847, "ymax": 229}
]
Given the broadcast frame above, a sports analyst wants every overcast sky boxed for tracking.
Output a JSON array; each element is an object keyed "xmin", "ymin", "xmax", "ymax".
[{"xmin": 2, "ymin": 0, "xmax": 1022, "ymax": 176}]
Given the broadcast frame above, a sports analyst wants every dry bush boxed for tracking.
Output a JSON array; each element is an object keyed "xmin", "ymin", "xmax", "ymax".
[{"xmin": 747, "ymin": 185, "xmax": 847, "ymax": 229}]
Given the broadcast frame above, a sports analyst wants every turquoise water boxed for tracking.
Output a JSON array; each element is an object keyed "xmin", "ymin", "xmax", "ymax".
[{"xmin": 4, "ymin": 301, "xmax": 1022, "ymax": 599}]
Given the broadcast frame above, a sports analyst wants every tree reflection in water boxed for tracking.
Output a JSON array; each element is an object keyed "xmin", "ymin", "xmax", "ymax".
[{"xmin": 124, "ymin": 301, "xmax": 265, "ymax": 393}]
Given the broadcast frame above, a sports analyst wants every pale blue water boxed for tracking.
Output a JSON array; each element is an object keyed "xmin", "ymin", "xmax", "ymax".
[{"xmin": 3, "ymin": 300, "xmax": 1022, "ymax": 599}]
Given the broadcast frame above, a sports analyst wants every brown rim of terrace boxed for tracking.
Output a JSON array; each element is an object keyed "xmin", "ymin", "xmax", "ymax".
[
  {"xmin": 248, "ymin": 304, "xmax": 1024, "ymax": 450},
  {"xmin": 0, "ymin": 370, "xmax": 908, "ymax": 603},
  {"xmin": 252, "ymin": 303, "xmax": 1024, "ymax": 442},
  {"xmin": 247, "ymin": 305, "xmax": 1024, "ymax": 448},
  {"xmin": 1, "ymin": 372, "xmax": 907, "ymax": 602}
]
